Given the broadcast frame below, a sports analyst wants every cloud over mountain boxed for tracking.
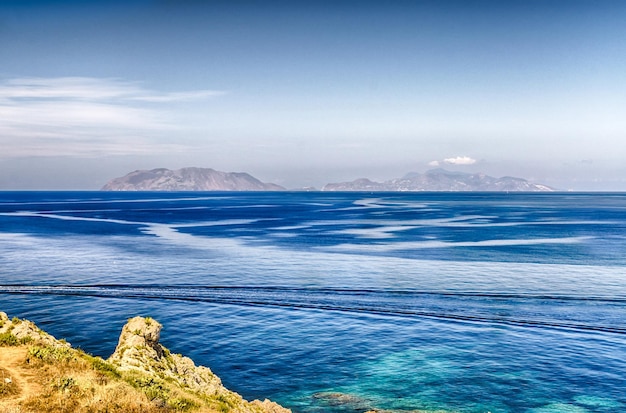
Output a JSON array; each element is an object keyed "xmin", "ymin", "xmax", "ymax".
[{"xmin": 444, "ymin": 156, "xmax": 477, "ymax": 165}]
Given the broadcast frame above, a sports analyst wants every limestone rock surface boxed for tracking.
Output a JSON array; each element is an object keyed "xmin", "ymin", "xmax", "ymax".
[{"xmin": 109, "ymin": 316, "xmax": 290, "ymax": 413}]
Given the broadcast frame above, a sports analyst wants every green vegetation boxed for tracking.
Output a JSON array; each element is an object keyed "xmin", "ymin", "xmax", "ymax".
[
  {"xmin": 129, "ymin": 374, "xmax": 169, "ymax": 401},
  {"xmin": 216, "ymin": 394, "xmax": 235, "ymax": 413},
  {"xmin": 19, "ymin": 335, "xmax": 33, "ymax": 345},
  {"xmin": 0, "ymin": 332, "xmax": 33, "ymax": 346},
  {"xmin": 28, "ymin": 345, "xmax": 74, "ymax": 364},
  {"xmin": 0, "ymin": 332, "xmax": 19, "ymax": 346},
  {"xmin": 169, "ymin": 396, "xmax": 199, "ymax": 411},
  {"xmin": 83, "ymin": 353, "xmax": 121, "ymax": 378}
]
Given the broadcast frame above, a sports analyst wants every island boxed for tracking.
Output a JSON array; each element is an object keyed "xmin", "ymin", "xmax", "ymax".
[
  {"xmin": 322, "ymin": 169, "xmax": 554, "ymax": 192},
  {"xmin": 101, "ymin": 167, "xmax": 285, "ymax": 191}
]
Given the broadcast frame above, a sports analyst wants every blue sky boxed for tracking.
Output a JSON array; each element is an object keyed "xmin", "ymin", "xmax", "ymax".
[{"xmin": 1, "ymin": 0, "xmax": 626, "ymax": 189}]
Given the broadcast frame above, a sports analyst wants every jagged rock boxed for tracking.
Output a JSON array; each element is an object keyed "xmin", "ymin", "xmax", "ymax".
[
  {"xmin": 109, "ymin": 316, "xmax": 224, "ymax": 394},
  {"xmin": 108, "ymin": 316, "xmax": 291, "ymax": 413}
]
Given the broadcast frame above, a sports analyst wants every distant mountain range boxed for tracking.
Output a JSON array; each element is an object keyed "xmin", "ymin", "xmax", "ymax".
[
  {"xmin": 322, "ymin": 169, "xmax": 554, "ymax": 192},
  {"xmin": 102, "ymin": 167, "xmax": 554, "ymax": 192},
  {"xmin": 101, "ymin": 167, "xmax": 285, "ymax": 191}
]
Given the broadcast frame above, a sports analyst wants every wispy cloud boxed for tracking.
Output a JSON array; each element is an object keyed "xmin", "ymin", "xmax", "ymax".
[
  {"xmin": 0, "ymin": 77, "xmax": 225, "ymax": 103},
  {"xmin": 0, "ymin": 77, "xmax": 140, "ymax": 101},
  {"xmin": 0, "ymin": 77, "xmax": 226, "ymax": 158}
]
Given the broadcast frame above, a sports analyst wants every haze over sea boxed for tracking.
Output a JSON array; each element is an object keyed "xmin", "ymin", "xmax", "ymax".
[{"xmin": 1, "ymin": 191, "xmax": 625, "ymax": 413}]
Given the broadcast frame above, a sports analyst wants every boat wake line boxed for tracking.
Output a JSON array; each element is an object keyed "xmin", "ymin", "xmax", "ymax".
[{"xmin": 1, "ymin": 284, "xmax": 624, "ymax": 335}]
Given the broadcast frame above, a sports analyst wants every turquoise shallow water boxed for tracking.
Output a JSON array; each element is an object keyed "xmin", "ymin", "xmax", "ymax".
[{"xmin": 1, "ymin": 192, "xmax": 625, "ymax": 412}]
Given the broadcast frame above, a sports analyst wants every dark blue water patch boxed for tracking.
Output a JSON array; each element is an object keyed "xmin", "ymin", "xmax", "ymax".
[
  {"xmin": 0, "ymin": 214, "xmax": 147, "ymax": 237},
  {"xmin": 380, "ymin": 243, "xmax": 617, "ymax": 265}
]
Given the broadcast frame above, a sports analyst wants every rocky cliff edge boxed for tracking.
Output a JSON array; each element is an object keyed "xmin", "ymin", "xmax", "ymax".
[{"xmin": 0, "ymin": 311, "xmax": 290, "ymax": 413}]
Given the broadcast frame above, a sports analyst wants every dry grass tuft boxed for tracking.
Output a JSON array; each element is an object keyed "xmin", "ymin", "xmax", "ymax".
[{"xmin": 0, "ymin": 367, "xmax": 20, "ymax": 398}]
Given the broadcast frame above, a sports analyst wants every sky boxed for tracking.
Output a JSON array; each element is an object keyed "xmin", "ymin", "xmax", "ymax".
[{"xmin": 1, "ymin": 0, "xmax": 626, "ymax": 190}]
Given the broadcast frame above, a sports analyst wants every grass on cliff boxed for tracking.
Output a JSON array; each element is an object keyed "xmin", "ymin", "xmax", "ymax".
[
  {"xmin": 16, "ymin": 344, "xmax": 170, "ymax": 413},
  {"xmin": 0, "ymin": 339, "xmax": 216, "ymax": 413},
  {"xmin": 0, "ymin": 332, "xmax": 33, "ymax": 347}
]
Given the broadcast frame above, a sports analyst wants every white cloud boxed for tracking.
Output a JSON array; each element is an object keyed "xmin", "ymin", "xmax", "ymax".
[
  {"xmin": 0, "ymin": 77, "xmax": 226, "ymax": 158},
  {"xmin": 428, "ymin": 160, "xmax": 440, "ymax": 167},
  {"xmin": 444, "ymin": 156, "xmax": 476, "ymax": 165}
]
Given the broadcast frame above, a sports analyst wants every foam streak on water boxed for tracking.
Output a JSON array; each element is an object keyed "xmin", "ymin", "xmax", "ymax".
[{"xmin": 1, "ymin": 191, "xmax": 625, "ymax": 413}]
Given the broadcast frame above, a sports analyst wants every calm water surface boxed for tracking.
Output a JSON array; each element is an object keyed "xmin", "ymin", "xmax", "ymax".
[{"xmin": 1, "ymin": 192, "xmax": 625, "ymax": 413}]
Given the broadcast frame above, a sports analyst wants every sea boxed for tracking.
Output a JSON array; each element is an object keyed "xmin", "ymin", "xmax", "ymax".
[{"xmin": 0, "ymin": 191, "xmax": 625, "ymax": 413}]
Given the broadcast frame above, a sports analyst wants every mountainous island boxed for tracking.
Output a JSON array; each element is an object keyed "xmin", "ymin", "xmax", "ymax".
[
  {"xmin": 322, "ymin": 169, "xmax": 554, "ymax": 192},
  {"xmin": 102, "ymin": 167, "xmax": 554, "ymax": 192},
  {"xmin": 0, "ymin": 311, "xmax": 289, "ymax": 413},
  {"xmin": 101, "ymin": 167, "xmax": 285, "ymax": 191}
]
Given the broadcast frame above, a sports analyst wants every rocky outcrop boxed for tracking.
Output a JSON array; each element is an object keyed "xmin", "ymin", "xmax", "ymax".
[
  {"xmin": 0, "ymin": 312, "xmax": 290, "ymax": 413},
  {"xmin": 322, "ymin": 169, "xmax": 554, "ymax": 192},
  {"xmin": 101, "ymin": 167, "xmax": 285, "ymax": 191},
  {"xmin": 0, "ymin": 311, "xmax": 70, "ymax": 348},
  {"xmin": 108, "ymin": 316, "xmax": 223, "ymax": 395},
  {"xmin": 108, "ymin": 316, "xmax": 290, "ymax": 413}
]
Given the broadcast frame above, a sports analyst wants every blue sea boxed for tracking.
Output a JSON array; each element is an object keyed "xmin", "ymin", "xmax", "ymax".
[{"xmin": 1, "ymin": 192, "xmax": 625, "ymax": 413}]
